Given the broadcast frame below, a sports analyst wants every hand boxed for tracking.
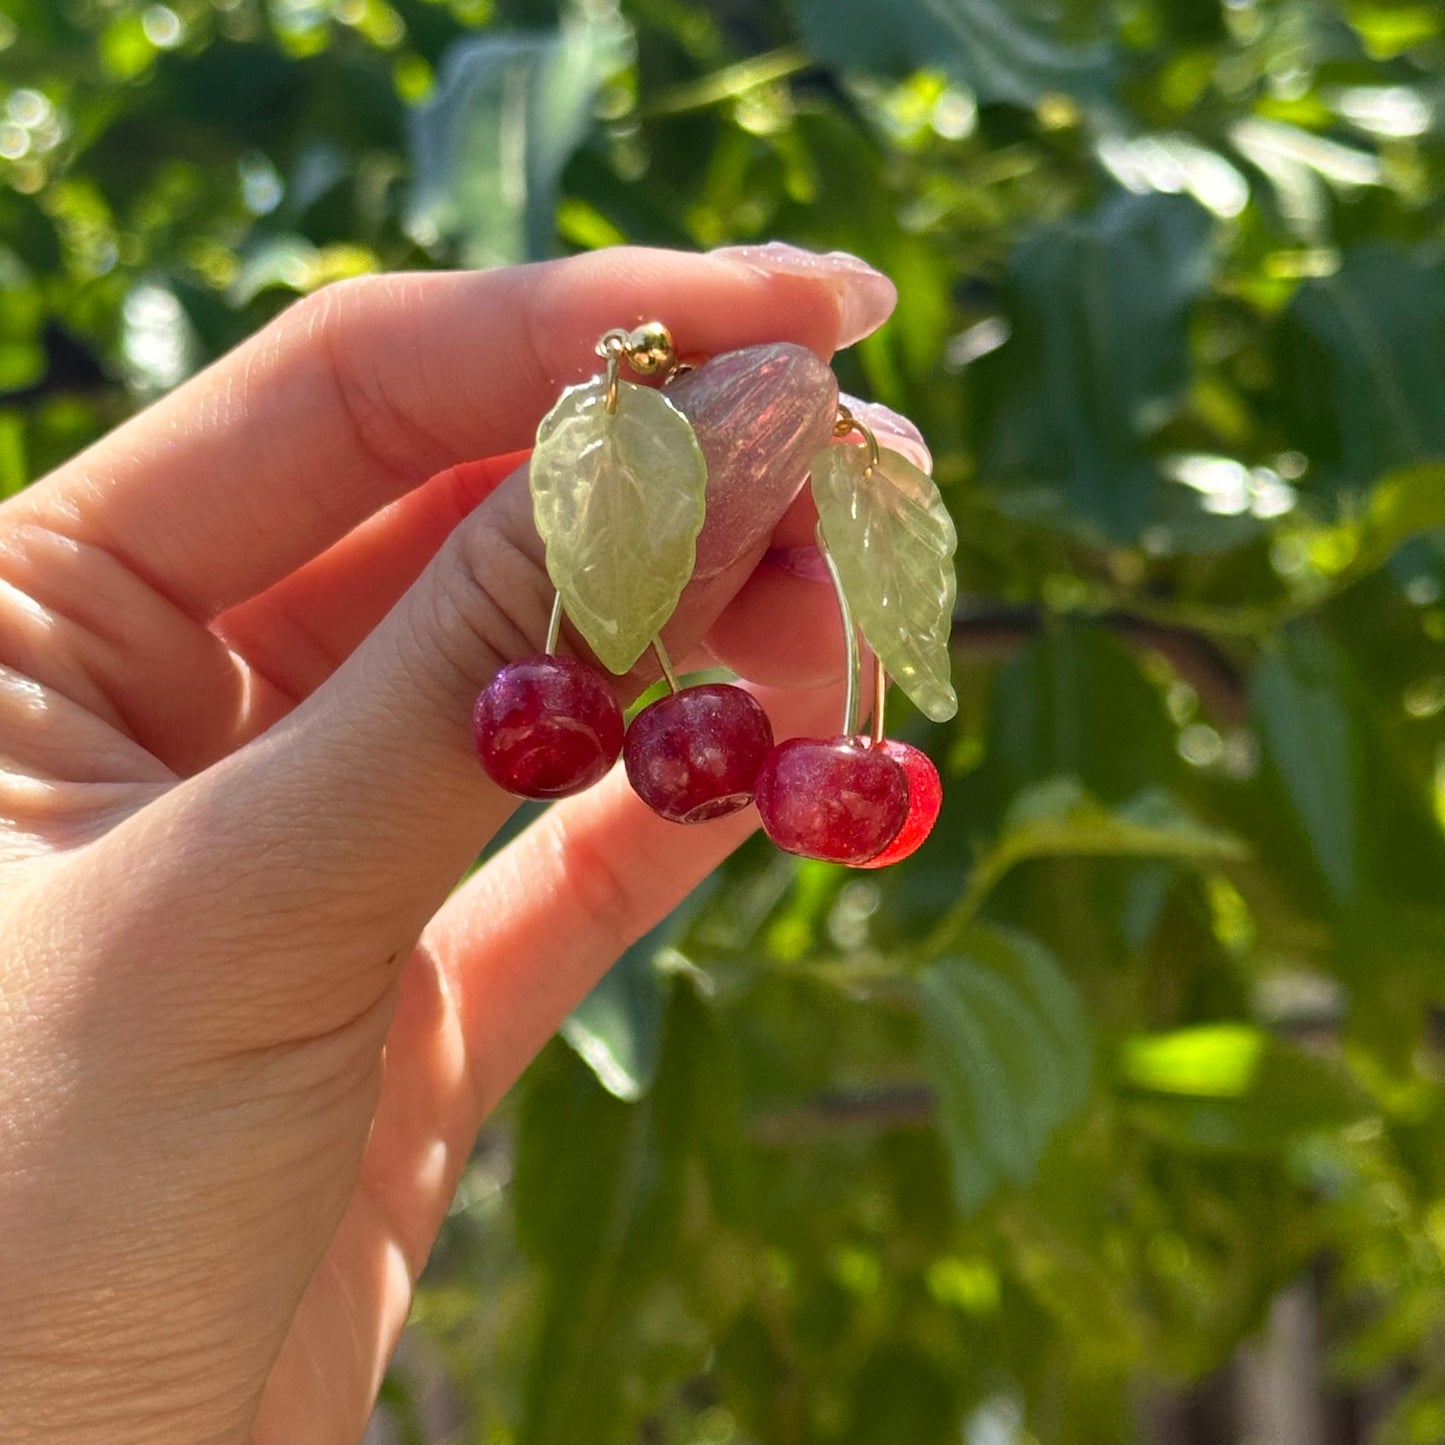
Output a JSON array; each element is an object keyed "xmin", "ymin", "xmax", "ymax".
[{"xmin": 0, "ymin": 246, "xmax": 899, "ymax": 1444}]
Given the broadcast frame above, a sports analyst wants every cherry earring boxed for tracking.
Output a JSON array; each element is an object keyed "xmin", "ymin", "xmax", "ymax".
[
  {"xmin": 617, "ymin": 368, "xmax": 776, "ymax": 824},
  {"xmin": 473, "ymin": 322, "xmax": 708, "ymax": 800},
  {"xmin": 755, "ymin": 405, "xmax": 956, "ymax": 866},
  {"xmin": 623, "ymin": 658, "xmax": 775, "ymax": 824},
  {"xmin": 857, "ymin": 652, "xmax": 945, "ymax": 870}
]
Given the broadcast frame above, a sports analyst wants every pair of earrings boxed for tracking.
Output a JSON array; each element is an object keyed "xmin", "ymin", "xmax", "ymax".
[{"xmin": 471, "ymin": 322, "xmax": 958, "ymax": 869}]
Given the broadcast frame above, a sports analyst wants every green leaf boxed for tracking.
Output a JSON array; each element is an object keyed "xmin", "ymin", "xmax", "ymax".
[
  {"xmin": 561, "ymin": 878, "xmax": 720, "ymax": 1101},
  {"xmin": 1251, "ymin": 627, "xmax": 1358, "ymax": 907},
  {"xmin": 561, "ymin": 927, "xmax": 665, "ymax": 1103},
  {"xmin": 0, "ymin": 412, "xmax": 26, "ymax": 497},
  {"xmin": 920, "ymin": 973, "xmax": 1001, "ymax": 1214},
  {"xmin": 1120, "ymin": 1023, "xmax": 1267, "ymax": 1097},
  {"xmin": 405, "ymin": 15, "xmax": 631, "ymax": 267},
  {"xmin": 840, "ymin": 1347, "xmax": 958, "ymax": 1445},
  {"xmin": 999, "ymin": 778, "xmax": 1250, "ymax": 866},
  {"xmin": 1276, "ymin": 245, "xmax": 1445, "ymax": 504},
  {"xmin": 970, "ymin": 190, "xmax": 1212, "ymax": 541},
  {"xmin": 530, "ymin": 376, "xmax": 708, "ymax": 675},
  {"xmin": 1120, "ymin": 1023, "xmax": 1371, "ymax": 1155},
  {"xmin": 812, "ymin": 442, "xmax": 959, "ymax": 721},
  {"xmin": 1251, "ymin": 623, "xmax": 1445, "ymax": 928},
  {"xmin": 967, "ymin": 924, "xmax": 1092, "ymax": 1110},
  {"xmin": 1307, "ymin": 462, "xmax": 1445, "ymax": 582},
  {"xmin": 0, "ymin": 247, "xmax": 44, "ymax": 395},
  {"xmin": 512, "ymin": 980, "xmax": 738, "ymax": 1444},
  {"xmin": 933, "ymin": 777, "xmax": 1247, "ymax": 950},
  {"xmin": 512, "ymin": 1045, "xmax": 670, "ymax": 1444},
  {"xmin": 984, "ymin": 622, "xmax": 1181, "ymax": 806},
  {"xmin": 795, "ymin": 0, "xmax": 1116, "ymax": 113},
  {"xmin": 920, "ymin": 931, "xmax": 1092, "ymax": 1214},
  {"xmin": 98, "ymin": 12, "xmax": 157, "ymax": 80},
  {"xmin": 0, "ymin": 341, "xmax": 43, "ymax": 393}
]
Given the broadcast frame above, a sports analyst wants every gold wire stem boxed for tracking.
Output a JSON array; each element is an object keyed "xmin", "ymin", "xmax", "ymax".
[
  {"xmin": 596, "ymin": 328, "xmax": 628, "ymax": 414},
  {"xmin": 603, "ymin": 353, "xmax": 621, "ymax": 414},
  {"xmin": 596, "ymin": 323, "xmax": 678, "ymax": 414},
  {"xmin": 652, "ymin": 635, "xmax": 680, "ymax": 694},
  {"xmin": 817, "ymin": 522, "xmax": 860, "ymax": 737},
  {"xmin": 544, "ymin": 589, "xmax": 565, "ymax": 655},
  {"xmin": 833, "ymin": 403, "xmax": 881, "ymax": 474},
  {"xmin": 871, "ymin": 651, "xmax": 888, "ymax": 746}
]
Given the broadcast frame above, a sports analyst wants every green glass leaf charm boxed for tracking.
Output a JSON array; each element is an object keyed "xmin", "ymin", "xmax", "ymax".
[
  {"xmin": 531, "ymin": 375, "xmax": 708, "ymax": 675},
  {"xmin": 812, "ymin": 443, "xmax": 959, "ymax": 722}
]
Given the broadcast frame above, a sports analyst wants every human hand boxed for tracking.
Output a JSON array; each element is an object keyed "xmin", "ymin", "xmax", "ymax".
[{"xmin": 0, "ymin": 246, "xmax": 904, "ymax": 1444}]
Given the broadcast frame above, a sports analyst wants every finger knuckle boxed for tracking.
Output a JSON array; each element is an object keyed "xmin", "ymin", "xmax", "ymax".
[
  {"xmin": 295, "ymin": 276, "xmax": 458, "ymax": 484},
  {"xmin": 397, "ymin": 520, "xmax": 552, "ymax": 704}
]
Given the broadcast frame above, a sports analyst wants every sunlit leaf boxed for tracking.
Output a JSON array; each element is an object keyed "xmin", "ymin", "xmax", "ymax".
[
  {"xmin": 561, "ymin": 880, "xmax": 719, "ymax": 1101},
  {"xmin": 1120, "ymin": 1023, "xmax": 1371, "ymax": 1154},
  {"xmin": 531, "ymin": 376, "xmax": 708, "ymax": 675},
  {"xmin": 0, "ymin": 341, "xmax": 43, "ymax": 392},
  {"xmin": 0, "ymin": 412, "xmax": 26, "ymax": 496},
  {"xmin": 999, "ymin": 776, "xmax": 1248, "ymax": 867},
  {"xmin": 406, "ymin": 14, "xmax": 631, "ymax": 266},
  {"xmin": 796, "ymin": 0, "xmax": 1116, "ymax": 112},
  {"xmin": 813, "ymin": 442, "xmax": 958, "ymax": 721},
  {"xmin": 932, "ymin": 776, "xmax": 1248, "ymax": 952},
  {"xmin": 1230, "ymin": 117, "xmax": 1382, "ymax": 237},
  {"xmin": 1120, "ymin": 1023, "xmax": 1267, "ymax": 1097},
  {"xmin": 561, "ymin": 931, "xmax": 664, "ymax": 1103},
  {"xmin": 1306, "ymin": 461, "xmax": 1445, "ymax": 582}
]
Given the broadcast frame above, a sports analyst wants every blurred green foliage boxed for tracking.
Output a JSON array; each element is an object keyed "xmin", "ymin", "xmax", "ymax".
[{"xmin": 7, "ymin": 0, "xmax": 1445, "ymax": 1439}]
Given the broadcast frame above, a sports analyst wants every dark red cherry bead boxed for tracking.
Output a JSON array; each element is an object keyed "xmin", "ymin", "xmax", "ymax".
[
  {"xmin": 860, "ymin": 740, "xmax": 942, "ymax": 868},
  {"xmin": 754, "ymin": 735, "xmax": 909, "ymax": 865},
  {"xmin": 624, "ymin": 683, "xmax": 774, "ymax": 824},
  {"xmin": 472, "ymin": 655, "xmax": 623, "ymax": 799}
]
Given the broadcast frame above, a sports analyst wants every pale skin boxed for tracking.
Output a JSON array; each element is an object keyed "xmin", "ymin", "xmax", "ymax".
[{"xmin": 0, "ymin": 246, "xmax": 912, "ymax": 1443}]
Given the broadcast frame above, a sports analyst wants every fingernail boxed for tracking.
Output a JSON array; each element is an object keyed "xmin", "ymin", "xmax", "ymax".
[
  {"xmin": 666, "ymin": 343, "xmax": 839, "ymax": 580},
  {"xmin": 839, "ymin": 392, "xmax": 934, "ymax": 473},
  {"xmin": 712, "ymin": 242, "xmax": 897, "ymax": 348}
]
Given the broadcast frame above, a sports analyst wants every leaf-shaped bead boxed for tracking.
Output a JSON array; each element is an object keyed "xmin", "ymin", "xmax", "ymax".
[
  {"xmin": 530, "ymin": 376, "xmax": 708, "ymax": 675},
  {"xmin": 812, "ymin": 443, "xmax": 959, "ymax": 721}
]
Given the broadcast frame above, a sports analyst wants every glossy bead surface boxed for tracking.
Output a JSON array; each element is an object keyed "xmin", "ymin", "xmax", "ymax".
[
  {"xmin": 860, "ymin": 740, "xmax": 943, "ymax": 868},
  {"xmin": 472, "ymin": 655, "xmax": 624, "ymax": 799},
  {"xmin": 624, "ymin": 684, "xmax": 774, "ymax": 824},
  {"xmin": 755, "ymin": 736, "xmax": 909, "ymax": 865}
]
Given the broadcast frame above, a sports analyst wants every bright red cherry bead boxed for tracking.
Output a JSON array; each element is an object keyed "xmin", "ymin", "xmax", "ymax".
[
  {"xmin": 754, "ymin": 736, "xmax": 909, "ymax": 865},
  {"xmin": 624, "ymin": 683, "xmax": 774, "ymax": 824},
  {"xmin": 860, "ymin": 740, "xmax": 942, "ymax": 868},
  {"xmin": 472, "ymin": 655, "xmax": 624, "ymax": 799}
]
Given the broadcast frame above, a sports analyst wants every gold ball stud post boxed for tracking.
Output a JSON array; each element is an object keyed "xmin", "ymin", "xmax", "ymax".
[{"xmin": 624, "ymin": 321, "xmax": 676, "ymax": 376}]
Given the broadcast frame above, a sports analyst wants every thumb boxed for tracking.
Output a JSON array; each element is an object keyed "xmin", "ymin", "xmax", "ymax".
[{"xmin": 105, "ymin": 343, "xmax": 838, "ymax": 1041}]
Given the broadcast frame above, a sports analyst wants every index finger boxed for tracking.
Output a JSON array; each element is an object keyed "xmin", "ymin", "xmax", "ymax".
[{"xmin": 12, "ymin": 248, "xmax": 883, "ymax": 620}]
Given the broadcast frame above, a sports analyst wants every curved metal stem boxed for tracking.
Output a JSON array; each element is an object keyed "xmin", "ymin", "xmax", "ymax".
[
  {"xmin": 603, "ymin": 352, "xmax": 621, "ymax": 414},
  {"xmin": 652, "ymin": 635, "xmax": 680, "ymax": 694},
  {"xmin": 544, "ymin": 589, "xmax": 564, "ymax": 655},
  {"xmin": 817, "ymin": 522, "xmax": 860, "ymax": 737},
  {"xmin": 871, "ymin": 651, "xmax": 887, "ymax": 746}
]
